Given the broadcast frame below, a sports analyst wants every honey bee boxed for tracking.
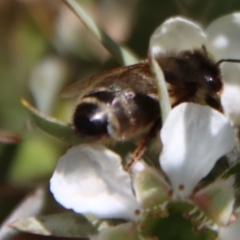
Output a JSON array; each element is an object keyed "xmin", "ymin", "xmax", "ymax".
[{"xmin": 62, "ymin": 47, "xmax": 238, "ymax": 145}]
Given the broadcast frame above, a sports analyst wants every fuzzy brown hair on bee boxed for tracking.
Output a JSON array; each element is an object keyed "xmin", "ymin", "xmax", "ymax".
[
  {"xmin": 61, "ymin": 47, "xmax": 238, "ymax": 143},
  {"xmin": 156, "ymin": 49, "xmax": 223, "ymax": 111}
]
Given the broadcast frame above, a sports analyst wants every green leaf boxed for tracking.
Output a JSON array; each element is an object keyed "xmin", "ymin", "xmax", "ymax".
[
  {"xmin": 21, "ymin": 99, "xmax": 81, "ymax": 145},
  {"xmin": 11, "ymin": 213, "xmax": 98, "ymax": 238},
  {"xmin": 62, "ymin": 0, "xmax": 139, "ymax": 66},
  {"xmin": 0, "ymin": 187, "xmax": 47, "ymax": 240}
]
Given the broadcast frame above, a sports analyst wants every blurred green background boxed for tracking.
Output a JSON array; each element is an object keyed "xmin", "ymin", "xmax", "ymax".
[{"xmin": 0, "ymin": 0, "xmax": 240, "ymax": 239}]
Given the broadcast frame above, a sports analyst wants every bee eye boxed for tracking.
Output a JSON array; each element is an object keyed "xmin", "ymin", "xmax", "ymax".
[
  {"xmin": 73, "ymin": 103, "xmax": 108, "ymax": 137},
  {"xmin": 205, "ymin": 75, "xmax": 222, "ymax": 92}
]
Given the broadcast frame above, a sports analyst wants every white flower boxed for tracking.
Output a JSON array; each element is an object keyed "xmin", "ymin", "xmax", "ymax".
[
  {"xmin": 150, "ymin": 13, "xmax": 240, "ymax": 129},
  {"xmin": 50, "ymin": 103, "xmax": 235, "ymax": 238},
  {"xmin": 159, "ymin": 103, "xmax": 234, "ymax": 199},
  {"xmin": 50, "ymin": 14, "xmax": 240, "ymax": 239},
  {"xmin": 207, "ymin": 14, "xmax": 240, "ymax": 132}
]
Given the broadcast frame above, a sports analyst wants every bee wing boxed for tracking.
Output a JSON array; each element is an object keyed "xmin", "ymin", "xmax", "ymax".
[
  {"xmin": 60, "ymin": 77, "xmax": 93, "ymax": 98},
  {"xmin": 60, "ymin": 62, "xmax": 151, "ymax": 98}
]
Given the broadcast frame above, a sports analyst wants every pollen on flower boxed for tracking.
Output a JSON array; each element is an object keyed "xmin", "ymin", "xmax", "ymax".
[
  {"xmin": 135, "ymin": 209, "xmax": 141, "ymax": 216},
  {"xmin": 178, "ymin": 184, "xmax": 185, "ymax": 191},
  {"xmin": 142, "ymin": 204, "xmax": 169, "ymax": 219}
]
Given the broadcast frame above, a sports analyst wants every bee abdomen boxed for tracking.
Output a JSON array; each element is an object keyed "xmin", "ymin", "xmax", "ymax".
[
  {"xmin": 73, "ymin": 103, "xmax": 108, "ymax": 137},
  {"xmin": 73, "ymin": 91, "xmax": 115, "ymax": 138}
]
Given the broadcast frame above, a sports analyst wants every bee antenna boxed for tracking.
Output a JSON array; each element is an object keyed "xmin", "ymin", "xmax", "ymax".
[{"xmin": 216, "ymin": 59, "xmax": 240, "ymax": 66}]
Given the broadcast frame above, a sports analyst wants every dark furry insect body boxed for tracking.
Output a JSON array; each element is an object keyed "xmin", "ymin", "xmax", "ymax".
[{"xmin": 62, "ymin": 49, "xmax": 223, "ymax": 142}]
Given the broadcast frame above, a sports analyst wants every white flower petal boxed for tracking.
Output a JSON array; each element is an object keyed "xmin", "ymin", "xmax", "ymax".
[
  {"xmin": 221, "ymin": 63, "xmax": 240, "ymax": 127},
  {"xmin": 159, "ymin": 103, "xmax": 234, "ymax": 198},
  {"xmin": 219, "ymin": 214, "xmax": 240, "ymax": 240},
  {"xmin": 206, "ymin": 13, "xmax": 240, "ymax": 59},
  {"xmin": 206, "ymin": 13, "xmax": 240, "ymax": 128},
  {"xmin": 150, "ymin": 17, "xmax": 207, "ymax": 56},
  {"xmin": 50, "ymin": 144, "xmax": 141, "ymax": 221}
]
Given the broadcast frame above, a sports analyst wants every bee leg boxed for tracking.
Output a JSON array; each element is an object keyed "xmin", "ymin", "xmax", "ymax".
[
  {"xmin": 124, "ymin": 137, "xmax": 148, "ymax": 171},
  {"xmin": 124, "ymin": 118, "xmax": 161, "ymax": 171}
]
